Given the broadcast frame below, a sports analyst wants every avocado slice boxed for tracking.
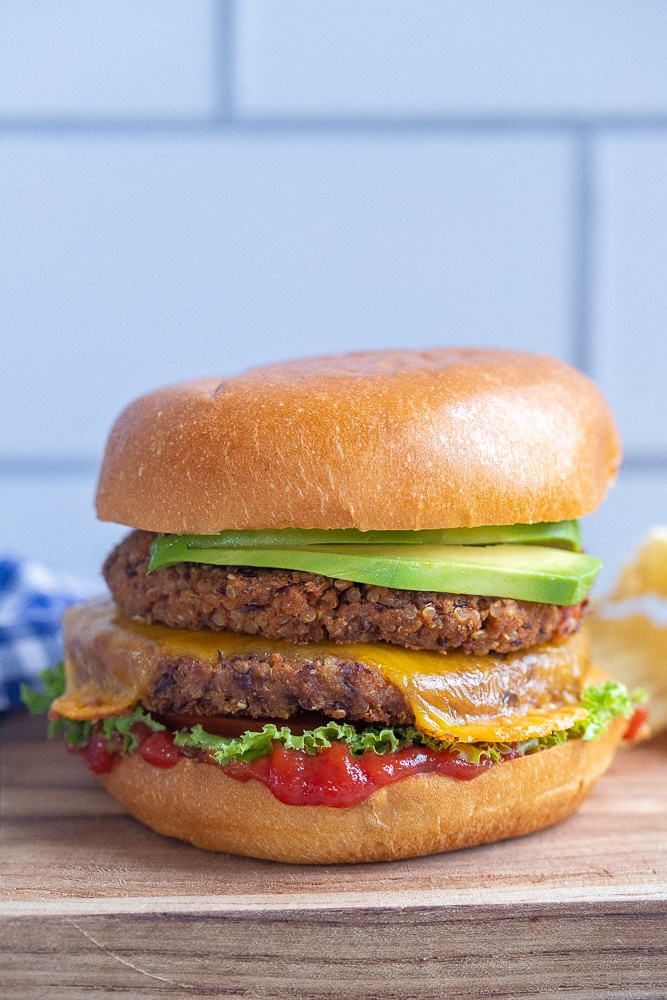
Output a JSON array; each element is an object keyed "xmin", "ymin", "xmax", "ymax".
[
  {"xmin": 149, "ymin": 541, "xmax": 600, "ymax": 605},
  {"xmin": 151, "ymin": 520, "xmax": 582, "ymax": 558}
]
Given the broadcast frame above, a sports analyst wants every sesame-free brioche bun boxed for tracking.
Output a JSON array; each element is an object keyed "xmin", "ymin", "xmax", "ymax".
[
  {"xmin": 98, "ymin": 717, "xmax": 625, "ymax": 864},
  {"xmin": 95, "ymin": 348, "xmax": 621, "ymax": 535}
]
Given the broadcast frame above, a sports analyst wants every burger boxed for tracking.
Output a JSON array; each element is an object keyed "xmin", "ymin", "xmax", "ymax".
[{"xmin": 25, "ymin": 348, "xmax": 646, "ymax": 863}]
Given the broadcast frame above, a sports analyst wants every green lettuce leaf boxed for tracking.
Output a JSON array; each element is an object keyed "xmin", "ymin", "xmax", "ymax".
[
  {"xmin": 174, "ymin": 721, "xmax": 403, "ymax": 765},
  {"xmin": 571, "ymin": 681, "xmax": 645, "ymax": 741},
  {"xmin": 19, "ymin": 661, "xmax": 91, "ymax": 745},
  {"xmin": 21, "ymin": 662, "xmax": 641, "ymax": 765},
  {"xmin": 20, "ymin": 660, "xmax": 66, "ymax": 714},
  {"xmin": 99, "ymin": 705, "xmax": 165, "ymax": 754}
]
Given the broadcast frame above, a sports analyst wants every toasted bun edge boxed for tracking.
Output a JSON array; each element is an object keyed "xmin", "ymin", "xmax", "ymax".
[{"xmin": 97, "ymin": 718, "xmax": 625, "ymax": 864}]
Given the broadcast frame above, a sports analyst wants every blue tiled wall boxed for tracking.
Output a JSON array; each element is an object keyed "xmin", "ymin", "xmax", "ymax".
[{"xmin": 1, "ymin": 1, "xmax": 666, "ymax": 588}]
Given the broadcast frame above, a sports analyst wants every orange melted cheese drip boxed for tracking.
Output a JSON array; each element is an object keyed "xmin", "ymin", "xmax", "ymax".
[{"xmin": 55, "ymin": 598, "xmax": 590, "ymax": 742}]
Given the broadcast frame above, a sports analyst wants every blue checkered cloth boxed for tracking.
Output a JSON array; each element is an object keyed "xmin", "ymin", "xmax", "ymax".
[{"xmin": 0, "ymin": 557, "xmax": 101, "ymax": 711}]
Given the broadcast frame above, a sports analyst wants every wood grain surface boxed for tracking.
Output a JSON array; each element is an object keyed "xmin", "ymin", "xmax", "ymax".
[{"xmin": 1, "ymin": 710, "xmax": 666, "ymax": 999}]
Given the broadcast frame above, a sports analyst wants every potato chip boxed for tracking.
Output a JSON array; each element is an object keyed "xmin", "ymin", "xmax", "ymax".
[
  {"xmin": 611, "ymin": 527, "xmax": 667, "ymax": 600},
  {"xmin": 586, "ymin": 528, "xmax": 667, "ymax": 734}
]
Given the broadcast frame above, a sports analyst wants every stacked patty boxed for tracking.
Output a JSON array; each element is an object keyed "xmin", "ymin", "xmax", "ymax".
[{"xmin": 103, "ymin": 531, "xmax": 584, "ymax": 725}]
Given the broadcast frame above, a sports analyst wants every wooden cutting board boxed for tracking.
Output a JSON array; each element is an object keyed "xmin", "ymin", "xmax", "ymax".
[{"xmin": 1, "ymin": 711, "xmax": 666, "ymax": 1000}]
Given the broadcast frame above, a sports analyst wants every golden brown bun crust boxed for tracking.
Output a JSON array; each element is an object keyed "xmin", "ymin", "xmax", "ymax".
[
  {"xmin": 95, "ymin": 348, "xmax": 621, "ymax": 533},
  {"xmin": 98, "ymin": 718, "xmax": 624, "ymax": 864}
]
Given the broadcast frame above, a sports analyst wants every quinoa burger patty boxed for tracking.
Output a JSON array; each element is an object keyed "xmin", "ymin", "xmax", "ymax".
[{"xmin": 104, "ymin": 530, "xmax": 584, "ymax": 657}]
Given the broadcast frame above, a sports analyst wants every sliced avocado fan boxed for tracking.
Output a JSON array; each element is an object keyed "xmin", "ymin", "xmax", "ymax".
[{"xmin": 150, "ymin": 529, "xmax": 599, "ymax": 606}]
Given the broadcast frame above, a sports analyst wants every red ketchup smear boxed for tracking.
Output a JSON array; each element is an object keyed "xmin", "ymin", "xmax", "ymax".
[
  {"xmin": 623, "ymin": 705, "xmax": 649, "ymax": 742},
  {"xmin": 77, "ymin": 732, "xmax": 117, "ymax": 774},
  {"xmin": 70, "ymin": 726, "xmax": 181, "ymax": 773},
  {"xmin": 222, "ymin": 740, "xmax": 492, "ymax": 808},
  {"xmin": 75, "ymin": 724, "xmax": 492, "ymax": 804},
  {"xmin": 138, "ymin": 730, "xmax": 181, "ymax": 768}
]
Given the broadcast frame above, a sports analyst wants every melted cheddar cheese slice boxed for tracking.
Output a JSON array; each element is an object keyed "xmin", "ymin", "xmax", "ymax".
[{"xmin": 55, "ymin": 598, "xmax": 590, "ymax": 743}]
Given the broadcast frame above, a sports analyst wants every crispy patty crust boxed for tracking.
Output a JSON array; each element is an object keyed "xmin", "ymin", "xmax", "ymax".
[{"xmin": 104, "ymin": 531, "xmax": 583, "ymax": 655}]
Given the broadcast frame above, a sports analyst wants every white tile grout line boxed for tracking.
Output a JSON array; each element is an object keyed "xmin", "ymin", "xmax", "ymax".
[
  {"xmin": 0, "ymin": 116, "xmax": 667, "ymax": 135},
  {"xmin": 212, "ymin": 0, "xmax": 236, "ymax": 121},
  {"xmin": 571, "ymin": 133, "xmax": 594, "ymax": 377}
]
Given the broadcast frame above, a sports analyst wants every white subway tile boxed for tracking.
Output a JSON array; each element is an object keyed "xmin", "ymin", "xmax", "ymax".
[
  {"xmin": 592, "ymin": 135, "xmax": 667, "ymax": 455},
  {"xmin": 583, "ymin": 468, "xmax": 667, "ymax": 595},
  {"xmin": 0, "ymin": 474, "xmax": 122, "ymax": 582},
  {"xmin": 0, "ymin": 0, "xmax": 216, "ymax": 117},
  {"xmin": 236, "ymin": 0, "xmax": 667, "ymax": 118},
  {"xmin": 0, "ymin": 134, "xmax": 574, "ymax": 458}
]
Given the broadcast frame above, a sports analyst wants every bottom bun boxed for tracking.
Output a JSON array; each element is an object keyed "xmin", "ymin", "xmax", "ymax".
[{"xmin": 98, "ymin": 720, "xmax": 625, "ymax": 864}]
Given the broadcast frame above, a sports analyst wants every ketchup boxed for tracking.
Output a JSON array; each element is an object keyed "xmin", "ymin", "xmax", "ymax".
[
  {"xmin": 68, "ymin": 731, "xmax": 117, "ymax": 773},
  {"xmin": 223, "ymin": 740, "xmax": 492, "ymax": 807},
  {"xmin": 138, "ymin": 730, "xmax": 181, "ymax": 768},
  {"xmin": 74, "ymin": 722, "xmax": 492, "ymax": 804},
  {"xmin": 623, "ymin": 705, "xmax": 648, "ymax": 742},
  {"xmin": 70, "ymin": 726, "xmax": 181, "ymax": 773}
]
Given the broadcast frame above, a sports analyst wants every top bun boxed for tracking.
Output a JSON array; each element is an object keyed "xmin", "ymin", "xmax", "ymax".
[{"xmin": 95, "ymin": 348, "xmax": 621, "ymax": 534}]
